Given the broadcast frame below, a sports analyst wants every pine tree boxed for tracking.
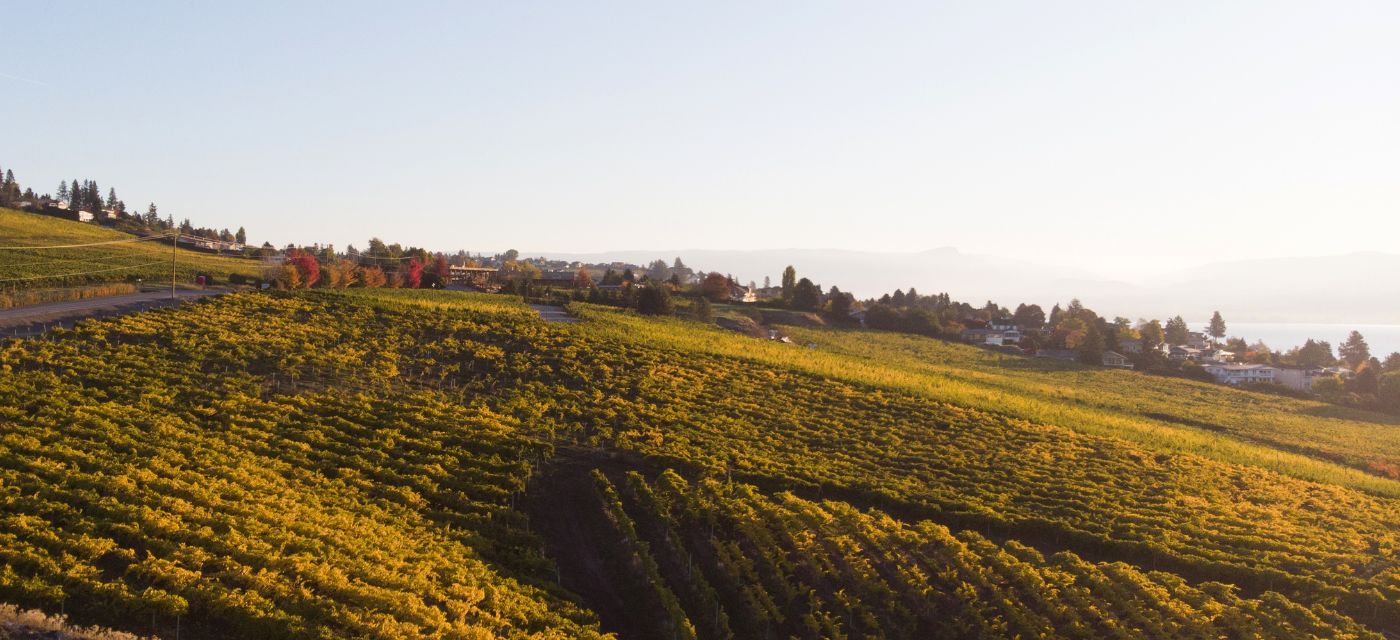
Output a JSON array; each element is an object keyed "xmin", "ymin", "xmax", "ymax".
[
  {"xmin": 56, "ymin": 181, "xmax": 69, "ymax": 203},
  {"xmin": 106, "ymin": 187, "xmax": 118, "ymax": 209},
  {"xmin": 1339, "ymin": 331, "xmax": 1371, "ymax": 368},
  {"xmin": 236, "ymin": 227, "xmax": 247, "ymax": 244},
  {"xmin": 1208, "ymin": 312, "xmax": 1226, "ymax": 341},
  {"xmin": 1165, "ymin": 316, "xmax": 1190, "ymax": 346},
  {"xmin": 781, "ymin": 265, "xmax": 796, "ymax": 303}
]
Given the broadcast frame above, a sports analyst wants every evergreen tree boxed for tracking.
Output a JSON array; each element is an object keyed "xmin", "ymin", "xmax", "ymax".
[
  {"xmin": 106, "ymin": 187, "xmax": 118, "ymax": 209},
  {"xmin": 1339, "ymin": 331, "xmax": 1371, "ymax": 368},
  {"xmin": 1165, "ymin": 316, "xmax": 1190, "ymax": 346},
  {"xmin": 70, "ymin": 180, "xmax": 80, "ymax": 207},
  {"xmin": 1225, "ymin": 337, "xmax": 1249, "ymax": 362},
  {"xmin": 781, "ymin": 265, "xmax": 797, "ymax": 303},
  {"xmin": 1208, "ymin": 311, "xmax": 1226, "ymax": 341},
  {"xmin": 1294, "ymin": 339, "xmax": 1335, "ymax": 368},
  {"xmin": 1383, "ymin": 352, "xmax": 1400, "ymax": 373},
  {"xmin": 56, "ymin": 181, "xmax": 69, "ymax": 203}
]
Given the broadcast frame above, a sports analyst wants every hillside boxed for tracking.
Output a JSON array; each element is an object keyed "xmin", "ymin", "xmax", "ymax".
[
  {"xmin": 0, "ymin": 208, "xmax": 261, "ymax": 299},
  {"xmin": 0, "ymin": 289, "xmax": 1396, "ymax": 638}
]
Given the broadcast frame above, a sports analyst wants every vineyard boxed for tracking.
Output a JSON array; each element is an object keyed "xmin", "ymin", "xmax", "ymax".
[
  {"xmin": 1, "ymin": 289, "xmax": 1397, "ymax": 638},
  {"xmin": 0, "ymin": 208, "xmax": 261, "ymax": 293},
  {"xmin": 581, "ymin": 468, "xmax": 1380, "ymax": 639}
]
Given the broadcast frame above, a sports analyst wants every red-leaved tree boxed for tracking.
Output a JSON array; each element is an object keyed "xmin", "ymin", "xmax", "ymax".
[
  {"xmin": 406, "ymin": 257, "xmax": 423, "ymax": 288},
  {"xmin": 286, "ymin": 249, "xmax": 320, "ymax": 288}
]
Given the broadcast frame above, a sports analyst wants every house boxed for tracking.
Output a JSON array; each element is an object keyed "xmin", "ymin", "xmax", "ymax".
[
  {"xmin": 1199, "ymin": 349, "xmax": 1234, "ymax": 363},
  {"xmin": 1186, "ymin": 332, "xmax": 1213, "ymax": 349},
  {"xmin": 961, "ymin": 327, "xmax": 1020, "ymax": 346},
  {"xmin": 1118, "ymin": 339, "xmax": 1144, "ymax": 354},
  {"xmin": 988, "ymin": 319, "xmax": 1017, "ymax": 332},
  {"xmin": 1275, "ymin": 367, "xmax": 1322, "ymax": 391},
  {"xmin": 1277, "ymin": 366, "xmax": 1354, "ymax": 391},
  {"xmin": 530, "ymin": 271, "xmax": 578, "ymax": 287},
  {"xmin": 961, "ymin": 327, "xmax": 998, "ymax": 343},
  {"xmin": 1202, "ymin": 363, "xmax": 1276, "ymax": 385},
  {"xmin": 74, "ymin": 210, "xmax": 95, "ymax": 222},
  {"xmin": 1169, "ymin": 346, "xmax": 1203, "ymax": 361},
  {"xmin": 1035, "ymin": 349, "xmax": 1077, "ymax": 362},
  {"xmin": 449, "ymin": 265, "xmax": 498, "ymax": 286},
  {"xmin": 1101, "ymin": 351, "xmax": 1133, "ymax": 368}
]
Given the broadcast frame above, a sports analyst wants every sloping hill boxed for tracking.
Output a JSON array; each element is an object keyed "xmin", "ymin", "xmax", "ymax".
[
  {"xmin": 0, "ymin": 208, "xmax": 260, "ymax": 300},
  {"xmin": 0, "ymin": 289, "xmax": 1395, "ymax": 638}
]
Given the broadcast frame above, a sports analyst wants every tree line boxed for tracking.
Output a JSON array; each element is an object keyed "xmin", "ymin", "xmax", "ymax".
[{"xmin": 0, "ymin": 161, "xmax": 250, "ymax": 249}]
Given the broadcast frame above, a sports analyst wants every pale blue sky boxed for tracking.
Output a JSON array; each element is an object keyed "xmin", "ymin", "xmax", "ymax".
[{"xmin": 4, "ymin": 1, "xmax": 1397, "ymax": 278}]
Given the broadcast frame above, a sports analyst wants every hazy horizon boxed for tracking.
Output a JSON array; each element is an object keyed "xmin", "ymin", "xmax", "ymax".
[{"xmin": 5, "ymin": 1, "xmax": 1398, "ymax": 279}]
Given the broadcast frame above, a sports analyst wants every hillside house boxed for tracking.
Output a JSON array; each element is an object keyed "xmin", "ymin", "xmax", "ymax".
[
  {"xmin": 1275, "ymin": 367, "xmax": 1321, "ymax": 391},
  {"xmin": 1202, "ymin": 363, "xmax": 1276, "ymax": 385},
  {"xmin": 1101, "ymin": 351, "xmax": 1133, "ymax": 368},
  {"xmin": 1187, "ymin": 332, "xmax": 1213, "ymax": 349},
  {"xmin": 1169, "ymin": 346, "xmax": 1201, "ymax": 361},
  {"xmin": 730, "ymin": 287, "xmax": 757, "ymax": 303},
  {"xmin": 1171, "ymin": 346, "xmax": 1234, "ymax": 363},
  {"xmin": 74, "ymin": 210, "xmax": 95, "ymax": 222},
  {"xmin": 1275, "ymin": 366, "xmax": 1353, "ymax": 391},
  {"xmin": 961, "ymin": 327, "xmax": 1020, "ymax": 346}
]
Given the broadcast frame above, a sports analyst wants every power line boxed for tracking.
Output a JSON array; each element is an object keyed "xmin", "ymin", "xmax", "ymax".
[{"xmin": 0, "ymin": 232, "xmax": 174, "ymax": 251}]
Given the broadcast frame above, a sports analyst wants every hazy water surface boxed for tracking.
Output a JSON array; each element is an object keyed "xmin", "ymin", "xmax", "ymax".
[{"xmin": 1192, "ymin": 322, "xmax": 1400, "ymax": 359}]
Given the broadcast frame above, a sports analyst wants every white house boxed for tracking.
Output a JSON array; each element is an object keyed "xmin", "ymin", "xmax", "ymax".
[
  {"xmin": 1203, "ymin": 363, "xmax": 1276, "ymax": 385},
  {"xmin": 75, "ymin": 210, "xmax": 94, "ymax": 222}
]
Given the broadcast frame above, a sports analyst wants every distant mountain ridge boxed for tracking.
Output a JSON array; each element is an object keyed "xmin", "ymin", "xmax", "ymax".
[{"xmin": 533, "ymin": 248, "xmax": 1400, "ymax": 324}]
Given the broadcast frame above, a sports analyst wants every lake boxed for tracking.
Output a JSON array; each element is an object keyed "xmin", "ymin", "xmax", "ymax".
[{"xmin": 1190, "ymin": 322, "xmax": 1400, "ymax": 359}]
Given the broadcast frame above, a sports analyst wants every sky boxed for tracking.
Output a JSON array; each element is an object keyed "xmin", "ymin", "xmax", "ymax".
[{"xmin": 4, "ymin": 1, "xmax": 1398, "ymax": 280}]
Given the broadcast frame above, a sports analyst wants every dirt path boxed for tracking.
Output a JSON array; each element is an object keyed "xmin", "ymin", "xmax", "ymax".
[
  {"xmin": 528, "ymin": 304, "xmax": 580, "ymax": 324},
  {"xmin": 0, "ymin": 288, "xmax": 230, "ymax": 338}
]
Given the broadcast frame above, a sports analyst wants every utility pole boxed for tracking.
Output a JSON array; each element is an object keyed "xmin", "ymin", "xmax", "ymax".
[{"xmin": 171, "ymin": 231, "xmax": 179, "ymax": 300}]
